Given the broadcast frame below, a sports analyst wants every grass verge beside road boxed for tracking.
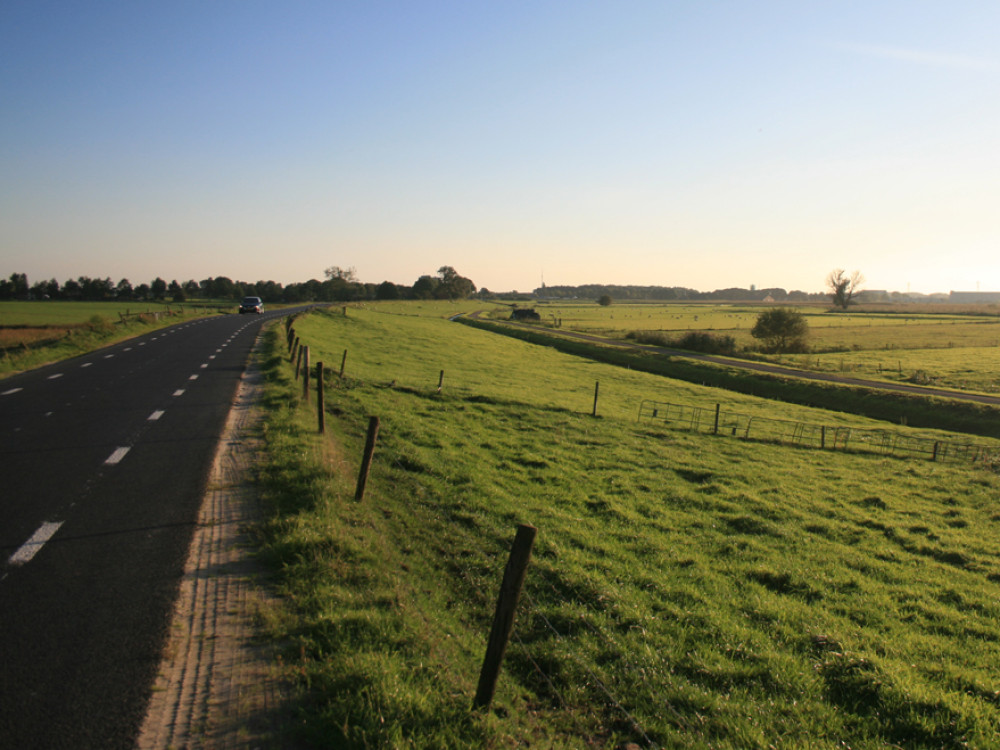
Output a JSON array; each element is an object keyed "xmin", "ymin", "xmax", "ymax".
[{"xmin": 253, "ymin": 307, "xmax": 1000, "ymax": 748}]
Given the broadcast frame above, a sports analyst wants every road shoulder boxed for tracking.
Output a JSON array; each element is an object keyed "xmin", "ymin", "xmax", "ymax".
[{"xmin": 137, "ymin": 348, "xmax": 295, "ymax": 749}]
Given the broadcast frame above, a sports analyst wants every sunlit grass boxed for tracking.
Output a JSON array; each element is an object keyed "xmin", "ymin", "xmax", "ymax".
[
  {"xmin": 256, "ymin": 308, "xmax": 1000, "ymax": 748},
  {"xmin": 521, "ymin": 301, "xmax": 1000, "ymax": 354}
]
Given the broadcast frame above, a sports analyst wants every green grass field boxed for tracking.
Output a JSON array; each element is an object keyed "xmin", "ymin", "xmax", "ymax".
[
  {"xmin": 497, "ymin": 301, "xmax": 1000, "ymax": 394},
  {"xmin": 255, "ymin": 304, "xmax": 1000, "ymax": 748},
  {"xmin": 0, "ymin": 300, "xmax": 232, "ymax": 376}
]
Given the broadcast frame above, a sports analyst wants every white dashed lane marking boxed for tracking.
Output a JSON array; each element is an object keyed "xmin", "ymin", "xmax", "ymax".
[
  {"xmin": 104, "ymin": 447, "xmax": 131, "ymax": 465},
  {"xmin": 148, "ymin": 410, "xmax": 165, "ymax": 421},
  {"xmin": 173, "ymin": 389, "xmax": 185, "ymax": 397},
  {"xmin": 47, "ymin": 373, "xmax": 63, "ymax": 380},
  {"xmin": 189, "ymin": 374, "xmax": 199, "ymax": 381},
  {"xmin": 2, "ymin": 388, "xmax": 23, "ymax": 396},
  {"xmin": 8, "ymin": 521, "xmax": 64, "ymax": 566}
]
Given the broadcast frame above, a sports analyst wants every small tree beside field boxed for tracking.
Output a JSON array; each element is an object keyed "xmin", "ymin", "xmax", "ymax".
[{"xmin": 751, "ymin": 308, "xmax": 809, "ymax": 352}]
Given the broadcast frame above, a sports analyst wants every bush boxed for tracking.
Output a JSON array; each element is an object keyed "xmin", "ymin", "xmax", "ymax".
[
  {"xmin": 675, "ymin": 331, "xmax": 737, "ymax": 355},
  {"xmin": 751, "ymin": 308, "xmax": 810, "ymax": 353},
  {"xmin": 625, "ymin": 330, "xmax": 737, "ymax": 355},
  {"xmin": 85, "ymin": 314, "xmax": 113, "ymax": 333}
]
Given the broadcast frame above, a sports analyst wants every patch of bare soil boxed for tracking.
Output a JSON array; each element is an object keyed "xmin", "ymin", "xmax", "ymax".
[{"xmin": 137, "ymin": 351, "xmax": 298, "ymax": 749}]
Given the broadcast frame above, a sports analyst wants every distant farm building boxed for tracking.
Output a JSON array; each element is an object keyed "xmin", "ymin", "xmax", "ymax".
[{"xmin": 510, "ymin": 308, "xmax": 541, "ymax": 321}]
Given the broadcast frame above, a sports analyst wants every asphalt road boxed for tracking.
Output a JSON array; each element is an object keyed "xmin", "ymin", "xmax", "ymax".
[{"xmin": 0, "ymin": 308, "xmax": 298, "ymax": 749}]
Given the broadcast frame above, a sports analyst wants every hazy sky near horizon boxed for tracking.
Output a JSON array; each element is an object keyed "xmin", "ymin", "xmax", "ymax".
[{"xmin": 2, "ymin": 1, "xmax": 998, "ymax": 295}]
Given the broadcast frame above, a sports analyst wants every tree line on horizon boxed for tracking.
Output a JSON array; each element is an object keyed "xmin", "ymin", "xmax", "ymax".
[
  {"xmin": 0, "ymin": 266, "xmax": 479, "ymax": 304},
  {"xmin": 533, "ymin": 283, "xmax": 830, "ymax": 302}
]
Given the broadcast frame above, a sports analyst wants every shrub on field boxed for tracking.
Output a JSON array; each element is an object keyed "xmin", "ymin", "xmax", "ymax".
[
  {"xmin": 675, "ymin": 331, "xmax": 737, "ymax": 355},
  {"xmin": 85, "ymin": 315, "xmax": 113, "ymax": 333},
  {"xmin": 625, "ymin": 330, "xmax": 737, "ymax": 354},
  {"xmin": 751, "ymin": 308, "xmax": 810, "ymax": 353}
]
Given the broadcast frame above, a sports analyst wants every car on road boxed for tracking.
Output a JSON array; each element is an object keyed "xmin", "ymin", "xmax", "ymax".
[{"xmin": 239, "ymin": 296, "xmax": 263, "ymax": 314}]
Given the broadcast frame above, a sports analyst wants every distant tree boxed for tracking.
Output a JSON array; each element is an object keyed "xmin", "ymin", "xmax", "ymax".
[
  {"xmin": 434, "ymin": 266, "xmax": 476, "ymax": 299},
  {"xmin": 412, "ymin": 275, "xmax": 439, "ymax": 300},
  {"xmin": 325, "ymin": 266, "xmax": 358, "ymax": 282},
  {"xmin": 376, "ymin": 280, "xmax": 400, "ymax": 300},
  {"xmin": 32, "ymin": 278, "xmax": 59, "ymax": 299},
  {"xmin": 9, "ymin": 273, "xmax": 29, "ymax": 299},
  {"xmin": 255, "ymin": 280, "xmax": 283, "ymax": 302},
  {"xmin": 151, "ymin": 277, "xmax": 168, "ymax": 300},
  {"xmin": 826, "ymin": 269, "xmax": 864, "ymax": 309},
  {"xmin": 62, "ymin": 278, "xmax": 82, "ymax": 299},
  {"xmin": 116, "ymin": 278, "xmax": 134, "ymax": 300},
  {"xmin": 751, "ymin": 308, "xmax": 810, "ymax": 352},
  {"xmin": 77, "ymin": 276, "xmax": 113, "ymax": 300},
  {"xmin": 0, "ymin": 273, "xmax": 29, "ymax": 299},
  {"xmin": 209, "ymin": 276, "xmax": 236, "ymax": 299},
  {"xmin": 168, "ymin": 280, "xmax": 185, "ymax": 302},
  {"xmin": 182, "ymin": 280, "xmax": 200, "ymax": 298},
  {"xmin": 598, "ymin": 294, "xmax": 613, "ymax": 306}
]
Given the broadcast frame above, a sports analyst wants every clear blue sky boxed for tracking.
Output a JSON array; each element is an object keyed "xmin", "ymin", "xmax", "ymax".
[{"xmin": 2, "ymin": 1, "xmax": 998, "ymax": 294}]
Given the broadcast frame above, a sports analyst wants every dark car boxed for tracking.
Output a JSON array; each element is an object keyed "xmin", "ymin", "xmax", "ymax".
[{"xmin": 239, "ymin": 296, "xmax": 263, "ymax": 314}]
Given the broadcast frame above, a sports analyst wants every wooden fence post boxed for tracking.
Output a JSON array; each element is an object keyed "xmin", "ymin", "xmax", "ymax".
[
  {"xmin": 355, "ymin": 417, "xmax": 380, "ymax": 501},
  {"xmin": 294, "ymin": 339, "xmax": 303, "ymax": 379},
  {"xmin": 592, "ymin": 381, "xmax": 600, "ymax": 417},
  {"xmin": 437, "ymin": 370, "xmax": 444, "ymax": 393},
  {"xmin": 317, "ymin": 362, "xmax": 325, "ymax": 434},
  {"xmin": 340, "ymin": 349, "xmax": 348, "ymax": 378},
  {"xmin": 713, "ymin": 403, "xmax": 720, "ymax": 434},
  {"xmin": 473, "ymin": 524, "xmax": 537, "ymax": 711},
  {"xmin": 302, "ymin": 346, "xmax": 310, "ymax": 402}
]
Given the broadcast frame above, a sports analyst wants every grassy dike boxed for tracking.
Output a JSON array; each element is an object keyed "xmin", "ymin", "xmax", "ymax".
[
  {"xmin": 459, "ymin": 316, "xmax": 1000, "ymax": 441},
  {"xmin": 254, "ymin": 306, "xmax": 1000, "ymax": 749}
]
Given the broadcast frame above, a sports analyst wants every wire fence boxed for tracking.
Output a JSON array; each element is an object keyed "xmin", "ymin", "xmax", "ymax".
[
  {"xmin": 637, "ymin": 399, "xmax": 1000, "ymax": 466},
  {"xmin": 282, "ymin": 314, "xmax": 998, "ymax": 747}
]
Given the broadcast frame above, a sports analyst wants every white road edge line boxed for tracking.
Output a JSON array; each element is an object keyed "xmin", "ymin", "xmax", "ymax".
[
  {"xmin": 8, "ymin": 521, "xmax": 64, "ymax": 566},
  {"xmin": 105, "ymin": 446, "xmax": 131, "ymax": 465}
]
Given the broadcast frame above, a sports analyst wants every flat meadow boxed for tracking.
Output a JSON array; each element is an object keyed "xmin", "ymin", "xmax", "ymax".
[
  {"xmin": 515, "ymin": 301, "xmax": 1000, "ymax": 394},
  {"xmin": 256, "ymin": 302, "xmax": 1000, "ymax": 749}
]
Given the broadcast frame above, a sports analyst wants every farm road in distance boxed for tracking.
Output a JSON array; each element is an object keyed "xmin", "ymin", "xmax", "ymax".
[{"xmin": 0, "ymin": 305, "xmax": 305, "ymax": 749}]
